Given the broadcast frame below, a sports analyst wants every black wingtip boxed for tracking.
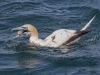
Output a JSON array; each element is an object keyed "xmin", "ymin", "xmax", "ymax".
[{"xmin": 76, "ymin": 30, "xmax": 94, "ymax": 35}]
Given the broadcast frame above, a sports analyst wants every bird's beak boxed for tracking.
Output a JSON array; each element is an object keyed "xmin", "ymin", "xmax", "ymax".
[
  {"xmin": 11, "ymin": 26, "xmax": 25, "ymax": 31},
  {"xmin": 11, "ymin": 26, "xmax": 30, "ymax": 38}
]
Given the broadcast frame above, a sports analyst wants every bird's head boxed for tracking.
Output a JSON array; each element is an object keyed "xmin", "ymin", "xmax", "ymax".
[{"xmin": 12, "ymin": 24, "xmax": 38, "ymax": 38}]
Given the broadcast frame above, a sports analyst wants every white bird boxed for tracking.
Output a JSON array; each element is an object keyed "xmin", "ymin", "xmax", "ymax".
[{"xmin": 12, "ymin": 16, "xmax": 95, "ymax": 47}]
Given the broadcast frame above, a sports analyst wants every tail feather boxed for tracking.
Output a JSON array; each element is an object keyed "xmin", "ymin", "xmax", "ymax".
[{"xmin": 80, "ymin": 15, "xmax": 96, "ymax": 31}]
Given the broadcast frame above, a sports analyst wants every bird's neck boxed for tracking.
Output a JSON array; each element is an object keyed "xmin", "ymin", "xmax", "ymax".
[
  {"xmin": 30, "ymin": 36, "xmax": 38, "ymax": 43},
  {"xmin": 29, "ymin": 29, "xmax": 45, "ymax": 46},
  {"xmin": 29, "ymin": 30, "xmax": 40, "ymax": 44},
  {"xmin": 31, "ymin": 32, "xmax": 38, "ymax": 39},
  {"xmin": 29, "ymin": 35, "xmax": 45, "ymax": 46}
]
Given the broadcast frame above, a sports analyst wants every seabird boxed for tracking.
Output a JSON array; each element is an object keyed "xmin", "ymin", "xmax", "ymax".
[{"xmin": 12, "ymin": 16, "xmax": 95, "ymax": 47}]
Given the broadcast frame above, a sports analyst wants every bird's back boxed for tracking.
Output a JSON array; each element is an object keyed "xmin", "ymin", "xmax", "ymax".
[{"xmin": 44, "ymin": 29, "xmax": 76, "ymax": 47}]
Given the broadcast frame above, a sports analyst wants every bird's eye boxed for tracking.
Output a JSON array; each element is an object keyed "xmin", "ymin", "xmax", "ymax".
[
  {"xmin": 21, "ymin": 27, "xmax": 29, "ymax": 32},
  {"xmin": 23, "ymin": 30, "xmax": 29, "ymax": 32}
]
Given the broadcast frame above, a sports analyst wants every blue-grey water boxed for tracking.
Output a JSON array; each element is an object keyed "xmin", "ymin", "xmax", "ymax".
[{"xmin": 0, "ymin": 0, "xmax": 100, "ymax": 75}]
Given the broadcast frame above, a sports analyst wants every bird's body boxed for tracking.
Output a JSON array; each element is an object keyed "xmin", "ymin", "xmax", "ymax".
[
  {"xmin": 12, "ymin": 16, "xmax": 95, "ymax": 48},
  {"xmin": 29, "ymin": 29, "xmax": 77, "ymax": 47}
]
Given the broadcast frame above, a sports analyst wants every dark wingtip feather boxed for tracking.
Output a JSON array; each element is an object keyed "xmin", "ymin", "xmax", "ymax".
[{"xmin": 62, "ymin": 30, "xmax": 93, "ymax": 46}]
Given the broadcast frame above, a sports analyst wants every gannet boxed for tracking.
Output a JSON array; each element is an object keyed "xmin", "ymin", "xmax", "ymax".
[{"xmin": 12, "ymin": 16, "xmax": 95, "ymax": 47}]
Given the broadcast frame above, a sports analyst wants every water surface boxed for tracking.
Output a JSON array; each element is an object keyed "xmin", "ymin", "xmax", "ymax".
[{"xmin": 0, "ymin": 0, "xmax": 100, "ymax": 75}]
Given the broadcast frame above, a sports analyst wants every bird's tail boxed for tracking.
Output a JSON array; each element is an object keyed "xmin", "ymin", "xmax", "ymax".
[{"xmin": 80, "ymin": 15, "xmax": 96, "ymax": 31}]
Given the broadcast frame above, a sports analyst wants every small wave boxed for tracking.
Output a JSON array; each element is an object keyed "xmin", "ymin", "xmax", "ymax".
[
  {"xmin": 51, "ymin": 56, "xmax": 99, "ymax": 67},
  {"xmin": 0, "ymin": 1, "xmax": 42, "ymax": 21}
]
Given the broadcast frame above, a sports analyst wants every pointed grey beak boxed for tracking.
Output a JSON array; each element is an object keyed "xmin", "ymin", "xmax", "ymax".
[
  {"xmin": 11, "ymin": 26, "xmax": 30, "ymax": 38},
  {"xmin": 11, "ymin": 26, "xmax": 25, "ymax": 31}
]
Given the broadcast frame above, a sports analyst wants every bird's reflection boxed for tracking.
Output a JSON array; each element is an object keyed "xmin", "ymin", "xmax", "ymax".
[
  {"xmin": 17, "ymin": 48, "xmax": 39, "ymax": 68},
  {"xmin": 18, "ymin": 58, "xmax": 39, "ymax": 68}
]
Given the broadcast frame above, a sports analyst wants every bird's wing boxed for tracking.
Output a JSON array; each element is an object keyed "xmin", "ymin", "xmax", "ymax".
[{"xmin": 44, "ymin": 29, "xmax": 76, "ymax": 47}]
